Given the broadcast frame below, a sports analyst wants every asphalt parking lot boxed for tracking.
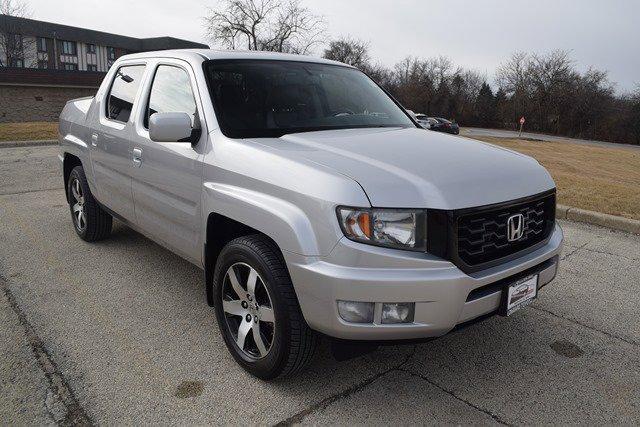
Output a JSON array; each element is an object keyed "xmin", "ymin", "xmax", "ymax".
[{"xmin": 1, "ymin": 145, "xmax": 639, "ymax": 424}]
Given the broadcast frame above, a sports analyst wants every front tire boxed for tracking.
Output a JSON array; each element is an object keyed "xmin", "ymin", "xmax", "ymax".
[
  {"xmin": 212, "ymin": 235, "xmax": 318, "ymax": 379},
  {"xmin": 67, "ymin": 165, "xmax": 112, "ymax": 242}
]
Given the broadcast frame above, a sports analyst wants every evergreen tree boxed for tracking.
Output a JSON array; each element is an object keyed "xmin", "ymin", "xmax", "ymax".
[{"xmin": 476, "ymin": 82, "xmax": 496, "ymax": 127}]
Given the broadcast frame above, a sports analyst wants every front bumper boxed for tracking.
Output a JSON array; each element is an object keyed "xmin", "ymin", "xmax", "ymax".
[{"xmin": 285, "ymin": 224, "xmax": 563, "ymax": 340}]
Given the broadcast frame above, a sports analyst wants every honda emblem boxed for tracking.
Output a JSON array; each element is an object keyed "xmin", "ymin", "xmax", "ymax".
[{"xmin": 507, "ymin": 214, "xmax": 525, "ymax": 242}]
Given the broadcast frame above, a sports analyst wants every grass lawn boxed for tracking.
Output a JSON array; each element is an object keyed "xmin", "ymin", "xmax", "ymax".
[
  {"xmin": 471, "ymin": 136, "xmax": 640, "ymax": 221},
  {"xmin": 0, "ymin": 122, "xmax": 58, "ymax": 142}
]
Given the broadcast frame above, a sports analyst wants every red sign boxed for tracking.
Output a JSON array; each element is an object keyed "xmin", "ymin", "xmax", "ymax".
[{"xmin": 519, "ymin": 116, "xmax": 526, "ymax": 125}]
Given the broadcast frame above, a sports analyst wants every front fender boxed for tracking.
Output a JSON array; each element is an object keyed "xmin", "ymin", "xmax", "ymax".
[{"xmin": 202, "ymin": 182, "xmax": 324, "ymax": 256}]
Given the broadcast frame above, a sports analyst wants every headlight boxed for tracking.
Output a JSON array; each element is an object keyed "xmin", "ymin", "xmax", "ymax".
[{"xmin": 337, "ymin": 207, "xmax": 426, "ymax": 250}]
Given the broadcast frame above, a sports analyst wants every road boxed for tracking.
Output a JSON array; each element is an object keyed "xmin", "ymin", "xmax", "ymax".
[
  {"xmin": 461, "ymin": 127, "xmax": 640, "ymax": 151},
  {"xmin": 1, "ymin": 145, "xmax": 639, "ymax": 424}
]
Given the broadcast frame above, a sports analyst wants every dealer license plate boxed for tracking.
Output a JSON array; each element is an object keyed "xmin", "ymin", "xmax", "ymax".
[{"xmin": 503, "ymin": 275, "xmax": 538, "ymax": 316}]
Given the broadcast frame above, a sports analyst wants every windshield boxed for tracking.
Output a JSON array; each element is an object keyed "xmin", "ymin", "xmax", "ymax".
[{"xmin": 204, "ymin": 60, "xmax": 415, "ymax": 138}]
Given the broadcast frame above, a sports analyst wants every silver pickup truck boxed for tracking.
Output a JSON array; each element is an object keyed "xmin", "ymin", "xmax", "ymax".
[{"xmin": 59, "ymin": 49, "xmax": 563, "ymax": 379}]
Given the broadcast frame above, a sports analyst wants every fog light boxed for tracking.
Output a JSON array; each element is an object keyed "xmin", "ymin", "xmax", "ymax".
[
  {"xmin": 381, "ymin": 302, "xmax": 415, "ymax": 324},
  {"xmin": 337, "ymin": 301, "xmax": 374, "ymax": 323}
]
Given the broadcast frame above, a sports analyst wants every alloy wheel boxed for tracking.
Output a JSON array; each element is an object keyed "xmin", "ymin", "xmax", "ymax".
[
  {"xmin": 70, "ymin": 177, "xmax": 86, "ymax": 232},
  {"xmin": 221, "ymin": 262, "xmax": 275, "ymax": 359}
]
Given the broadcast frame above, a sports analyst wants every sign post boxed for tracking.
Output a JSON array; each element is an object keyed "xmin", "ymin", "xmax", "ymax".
[{"xmin": 518, "ymin": 116, "xmax": 526, "ymax": 137}]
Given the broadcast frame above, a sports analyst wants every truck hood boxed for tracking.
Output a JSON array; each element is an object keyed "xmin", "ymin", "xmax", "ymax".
[{"xmin": 247, "ymin": 127, "xmax": 555, "ymax": 209}]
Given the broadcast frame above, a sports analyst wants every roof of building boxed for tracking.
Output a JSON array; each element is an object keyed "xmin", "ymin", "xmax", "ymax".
[{"xmin": 0, "ymin": 15, "xmax": 208, "ymax": 51}]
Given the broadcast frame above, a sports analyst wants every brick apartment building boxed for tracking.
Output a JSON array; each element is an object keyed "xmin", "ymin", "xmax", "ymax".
[{"xmin": 0, "ymin": 15, "xmax": 208, "ymax": 123}]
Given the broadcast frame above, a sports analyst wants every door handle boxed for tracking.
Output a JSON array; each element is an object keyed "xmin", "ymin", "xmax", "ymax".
[
  {"xmin": 132, "ymin": 148, "xmax": 143, "ymax": 167},
  {"xmin": 91, "ymin": 133, "xmax": 98, "ymax": 147}
]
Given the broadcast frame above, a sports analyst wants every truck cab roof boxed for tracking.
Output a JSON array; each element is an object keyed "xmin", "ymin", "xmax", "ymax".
[{"xmin": 117, "ymin": 49, "xmax": 352, "ymax": 68}]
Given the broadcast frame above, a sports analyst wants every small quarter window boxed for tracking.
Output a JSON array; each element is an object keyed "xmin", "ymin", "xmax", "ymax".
[
  {"xmin": 107, "ymin": 65, "xmax": 145, "ymax": 123},
  {"xmin": 145, "ymin": 65, "xmax": 197, "ymax": 128}
]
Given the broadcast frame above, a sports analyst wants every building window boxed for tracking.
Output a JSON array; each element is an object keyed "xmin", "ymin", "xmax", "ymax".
[
  {"xmin": 61, "ymin": 40, "xmax": 77, "ymax": 55},
  {"xmin": 10, "ymin": 33, "xmax": 23, "ymax": 50},
  {"xmin": 87, "ymin": 64, "xmax": 98, "ymax": 72},
  {"xmin": 6, "ymin": 33, "xmax": 24, "ymax": 65},
  {"xmin": 87, "ymin": 44, "xmax": 96, "ymax": 54},
  {"xmin": 37, "ymin": 37, "xmax": 48, "ymax": 52},
  {"xmin": 107, "ymin": 46, "xmax": 116, "ymax": 60},
  {"xmin": 38, "ymin": 60, "xmax": 49, "ymax": 69},
  {"xmin": 61, "ymin": 63, "xmax": 78, "ymax": 71}
]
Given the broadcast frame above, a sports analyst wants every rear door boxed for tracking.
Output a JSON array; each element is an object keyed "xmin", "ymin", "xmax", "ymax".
[
  {"xmin": 129, "ymin": 60, "xmax": 207, "ymax": 264},
  {"xmin": 90, "ymin": 63, "xmax": 146, "ymax": 220}
]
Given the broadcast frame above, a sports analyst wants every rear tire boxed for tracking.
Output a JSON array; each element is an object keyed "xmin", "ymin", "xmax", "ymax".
[
  {"xmin": 212, "ymin": 234, "xmax": 318, "ymax": 379},
  {"xmin": 67, "ymin": 165, "xmax": 112, "ymax": 242}
]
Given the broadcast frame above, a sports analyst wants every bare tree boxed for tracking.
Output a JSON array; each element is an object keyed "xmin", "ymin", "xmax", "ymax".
[
  {"xmin": 322, "ymin": 37, "xmax": 370, "ymax": 69},
  {"xmin": 496, "ymin": 51, "xmax": 531, "ymax": 96},
  {"xmin": 0, "ymin": 0, "xmax": 35, "ymax": 67},
  {"xmin": 204, "ymin": 0, "xmax": 325, "ymax": 54}
]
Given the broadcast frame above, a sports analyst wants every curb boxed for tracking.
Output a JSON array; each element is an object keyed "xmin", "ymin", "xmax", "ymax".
[
  {"xmin": 0, "ymin": 139, "xmax": 57, "ymax": 148},
  {"xmin": 557, "ymin": 204, "xmax": 640, "ymax": 235}
]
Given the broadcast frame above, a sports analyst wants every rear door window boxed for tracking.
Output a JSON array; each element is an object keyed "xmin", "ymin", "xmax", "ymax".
[
  {"xmin": 145, "ymin": 65, "xmax": 197, "ymax": 128},
  {"xmin": 106, "ymin": 65, "xmax": 146, "ymax": 123}
]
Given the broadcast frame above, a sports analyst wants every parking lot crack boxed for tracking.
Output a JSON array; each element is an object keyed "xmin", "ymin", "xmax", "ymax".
[
  {"xmin": 398, "ymin": 368, "xmax": 511, "ymax": 425},
  {"xmin": 0, "ymin": 275, "xmax": 93, "ymax": 426},
  {"xmin": 0, "ymin": 187, "xmax": 64, "ymax": 196},
  {"xmin": 274, "ymin": 346, "xmax": 417, "ymax": 425},
  {"xmin": 531, "ymin": 306, "xmax": 638, "ymax": 347},
  {"xmin": 560, "ymin": 242, "xmax": 588, "ymax": 261},
  {"xmin": 579, "ymin": 246, "xmax": 639, "ymax": 262}
]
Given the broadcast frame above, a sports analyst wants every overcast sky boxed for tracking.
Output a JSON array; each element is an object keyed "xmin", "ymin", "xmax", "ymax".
[{"xmin": 26, "ymin": 0, "xmax": 639, "ymax": 92}]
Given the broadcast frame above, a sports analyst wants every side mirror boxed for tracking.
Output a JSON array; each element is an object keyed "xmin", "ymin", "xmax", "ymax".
[{"xmin": 149, "ymin": 112, "xmax": 193, "ymax": 142}]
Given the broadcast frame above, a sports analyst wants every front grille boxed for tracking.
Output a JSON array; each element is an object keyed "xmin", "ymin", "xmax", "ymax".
[
  {"xmin": 456, "ymin": 192, "xmax": 555, "ymax": 268},
  {"xmin": 426, "ymin": 190, "xmax": 556, "ymax": 273}
]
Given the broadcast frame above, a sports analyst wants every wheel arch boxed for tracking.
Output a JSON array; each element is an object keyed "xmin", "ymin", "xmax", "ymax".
[
  {"xmin": 201, "ymin": 182, "xmax": 337, "ymax": 307},
  {"xmin": 62, "ymin": 152, "xmax": 83, "ymax": 202},
  {"xmin": 204, "ymin": 213, "xmax": 286, "ymax": 306}
]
